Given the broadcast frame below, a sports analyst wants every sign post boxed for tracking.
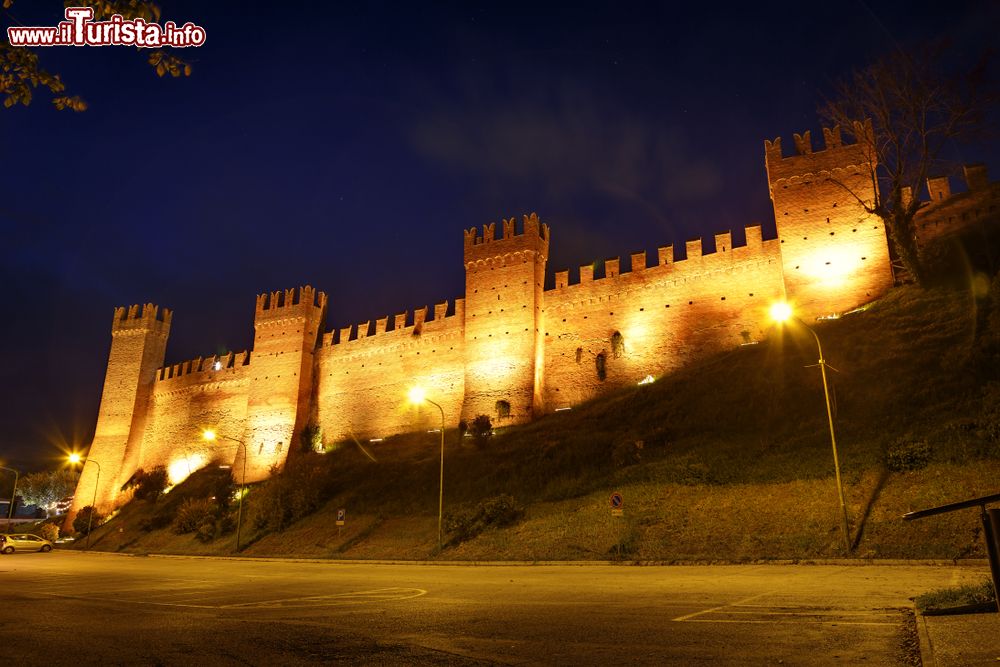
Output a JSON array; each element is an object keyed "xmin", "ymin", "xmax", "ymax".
[{"xmin": 337, "ymin": 508, "xmax": 345, "ymax": 538}]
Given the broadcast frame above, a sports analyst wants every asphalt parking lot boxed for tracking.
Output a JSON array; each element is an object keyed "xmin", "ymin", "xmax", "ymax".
[{"xmin": 0, "ymin": 551, "xmax": 988, "ymax": 665}]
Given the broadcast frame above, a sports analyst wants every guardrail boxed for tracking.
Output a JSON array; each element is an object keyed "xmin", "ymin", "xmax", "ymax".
[{"xmin": 903, "ymin": 492, "xmax": 1000, "ymax": 613}]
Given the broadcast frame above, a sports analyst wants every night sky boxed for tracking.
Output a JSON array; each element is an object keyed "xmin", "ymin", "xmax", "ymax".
[{"xmin": 2, "ymin": 1, "xmax": 997, "ymax": 473}]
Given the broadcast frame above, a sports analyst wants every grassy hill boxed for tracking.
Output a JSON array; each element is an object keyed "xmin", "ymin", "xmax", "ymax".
[{"xmin": 78, "ymin": 265, "xmax": 1000, "ymax": 561}]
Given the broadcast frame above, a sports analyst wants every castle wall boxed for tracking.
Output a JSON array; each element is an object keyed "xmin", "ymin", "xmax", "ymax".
[
  {"xmin": 72, "ymin": 121, "xmax": 998, "ymax": 520},
  {"xmin": 68, "ymin": 304, "xmax": 169, "ymax": 525},
  {"xmin": 912, "ymin": 165, "xmax": 1000, "ymax": 245},
  {"xmin": 242, "ymin": 287, "xmax": 326, "ymax": 481},
  {"xmin": 137, "ymin": 352, "xmax": 251, "ymax": 484},
  {"xmin": 462, "ymin": 214, "xmax": 549, "ymax": 423},
  {"xmin": 316, "ymin": 301, "xmax": 466, "ymax": 442},
  {"xmin": 766, "ymin": 123, "xmax": 894, "ymax": 318},
  {"xmin": 542, "ymin": 227, "xmax": 785, "ymax": 407}
]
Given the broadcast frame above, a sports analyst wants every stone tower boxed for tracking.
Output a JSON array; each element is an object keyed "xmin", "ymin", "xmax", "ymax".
[
  {"xmin": 463, "ymin": 213, "xmax": 549, "ymax": 423},
  {"xmin": 242, "ymin": 286, "xmax": 327, "ymax": 481},
  {"xmin": 765, "ymin": 120, "xmax": 893, "ymax": 318},
  {"xmin": 68, "ymin": 303, "xmax": 171, "ymax": 524}
]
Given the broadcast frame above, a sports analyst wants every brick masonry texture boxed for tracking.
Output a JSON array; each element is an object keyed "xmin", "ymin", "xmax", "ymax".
[{"xmin": 68, "ymin": 124, "xmax": 998, "ymax": 522}]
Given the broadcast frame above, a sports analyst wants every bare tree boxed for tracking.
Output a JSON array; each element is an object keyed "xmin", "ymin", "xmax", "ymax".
[{"xmin": 820, "ymin": 44, "xmax": 994, "ymax": 286}]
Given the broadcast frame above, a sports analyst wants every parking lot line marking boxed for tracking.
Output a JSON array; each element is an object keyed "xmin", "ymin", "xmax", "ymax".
[
  {"xmin": 684, "ymin": 618, "xmax": 898, "ymax": 626},
  {"xmin": 222, "ymin": 587, "xmax": 428, "ymax": 609},
  {"xmin": 672, "ymin": 592, "xmax": 772, "ymax": 622}
]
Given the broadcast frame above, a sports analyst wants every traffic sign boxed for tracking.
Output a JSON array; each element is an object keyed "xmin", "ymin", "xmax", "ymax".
[
  {"xmin": 609, "ymin": 492, "xmax": 623, "ymax": 509},
  {"xmin": 336, "ymin": 508, "xmax": 346, "ymax": 526}
]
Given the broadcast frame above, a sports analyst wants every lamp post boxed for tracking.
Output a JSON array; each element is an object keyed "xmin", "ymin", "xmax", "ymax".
[
  {"xmin": 770, "ymin": 302, "xmax": 852, "ymax": 553},
  {"xmin": 1, "ymin": 465, "xmax": 18, "ymax": 531},
  {"xmin": 408, "ymin": 387, "xmax": 446, "ymax": 552},
  {"xmin": 68, "ymin": 453, "xmax": 102, "ymax": 549},
  {"xmin": 202, "ymin": 430, "xmax": 247, "ymax": 552}
]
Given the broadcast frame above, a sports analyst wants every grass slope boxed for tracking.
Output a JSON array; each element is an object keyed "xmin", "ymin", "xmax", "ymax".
[{"xmin": 81, "ymin": 282, "xmax": 1000, "ymax": 561}]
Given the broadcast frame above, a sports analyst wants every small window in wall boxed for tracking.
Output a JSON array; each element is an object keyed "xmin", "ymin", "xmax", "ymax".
[{"xmin": 575, "ymin": 347, "xmax": 583, "ymax": 363}]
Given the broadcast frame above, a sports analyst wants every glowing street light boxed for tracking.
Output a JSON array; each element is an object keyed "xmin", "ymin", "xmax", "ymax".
[
  {"xmin": 67, "ymin": 453, "xmax": 102, "ymax": 549},
  {"xmin": 203, "ymin": 429, "xmax": 248, "ymax": 553},
  {"xmin": 771, "ymin": 302, "xmax": 851, "ymax": 552},
  {"xmin": 0, "ymin": 465, "xmax": 19, "ymax": 531},
  {"xmin": 409, "ymin": 386, "xmax": 446, "ymax": 551}
]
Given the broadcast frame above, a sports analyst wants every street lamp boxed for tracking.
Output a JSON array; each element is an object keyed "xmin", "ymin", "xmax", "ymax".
[
  {"xmin": 408, "ymin": 386, "xmax": 446, "ymax": 552},
  {"xmin": 67, "ymin": 453, "xmax": 102, "ymax": 549},
  {"xmin": 203, "ymin": 430, "xmax": 248, "ymax": 553},
  {"xmin": 1, "ymin": 465, "xmax": 18, "ymax": 531},
  {"xmin": 770, "ymin": 302, "xmax": 852, "ymax": 553}
]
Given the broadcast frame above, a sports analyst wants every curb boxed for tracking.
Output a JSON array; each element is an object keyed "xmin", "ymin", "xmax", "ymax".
[
  {"xmin": 56, "ymin": 551, "xmax": 992, "ymax": 568},
  {"xmin": 913, "ymin": 604, "xmax": 936, "ymax": 667}
]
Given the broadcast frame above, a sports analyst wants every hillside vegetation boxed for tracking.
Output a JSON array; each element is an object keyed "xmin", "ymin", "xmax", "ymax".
[{"xmin": 79, "ymin": 235, "xmax": 1000, "ymax": 561}]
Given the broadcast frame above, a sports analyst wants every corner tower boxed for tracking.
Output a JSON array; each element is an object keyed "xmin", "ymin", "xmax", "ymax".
[
  {"xmin": 69, "ymin": 304, "xmax": 171, "ymax": 522},
  {"xmin": 243, "ymin": 286, "xmax": 326, "ymax": 481},
  {"xmin": 765, "ymin": 121, "xmax": 893, "ymax": 318},
  {"xmin": 463, "ymin": 213, "xmax": 549, "ymax": 423}
]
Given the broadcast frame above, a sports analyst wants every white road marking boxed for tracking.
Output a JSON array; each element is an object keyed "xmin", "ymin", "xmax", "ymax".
[{"xmin": 672, "ymin": 592, "xmax": 772, "ymax": 621}]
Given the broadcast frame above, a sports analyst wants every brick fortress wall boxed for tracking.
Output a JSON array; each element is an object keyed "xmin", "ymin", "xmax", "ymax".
[{"xmin": 69, "ymin": 123, "xmax": 995, "ymax": 521}]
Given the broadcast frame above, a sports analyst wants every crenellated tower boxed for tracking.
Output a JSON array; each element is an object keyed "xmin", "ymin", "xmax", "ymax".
[
  {"xmin": 68, "ymin": 303, "xmax": 171, "ymax": 525},
  {"xmin": 463, "ymin": 213, "xmax": 549, "ymax": 423},
  {"xmin": 765, "ymin": 120, "xmax": 893, "ymax": 318},
  {"xmin": 242, "ymin": 286, "xmax": 327, "ymax": 481}
]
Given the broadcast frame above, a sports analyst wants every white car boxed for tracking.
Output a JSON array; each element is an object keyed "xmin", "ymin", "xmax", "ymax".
[{"xmin": 1, "ymin": 533, "xmax": 54, "ymax": 553}]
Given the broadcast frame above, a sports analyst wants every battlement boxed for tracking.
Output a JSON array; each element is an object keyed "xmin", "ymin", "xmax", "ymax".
[
  {"xmin": 325, "ymin": 298, "xmax": 465, "ymax": 346},
  {"xmin": 548, "ymin": 224, "xmax": 769, "ymax": 291},
  {"xmin": 903, "ymin": 164, "xmax": 994, "ymax": 206},
  {"xmin": 765, "ymin": 119, "xmax": 875, "ymax": 185},
  {"xmin": 155, "ymin": 350, "xmax": 250, "ymax": 385},
  {"xmin": 464, "ymin": 212, "xmax": 550, "ymax": 264},
  {"xmin": 912, "ymin": 164, "xmax": 1000, "ymax": 244},
  {"xmin": 111, "ymin": 303, "xmax": 172, "ymax": 336},
  {"xmin": 254, "ymin": 285, "xmax": 327, "ymax": 320}
]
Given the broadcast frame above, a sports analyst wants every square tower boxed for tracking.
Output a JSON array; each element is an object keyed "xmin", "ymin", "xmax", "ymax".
[
  {"xmin": 463, "ymin": 213, "xmax": 549, "ymax": 423},
  {"xmin": 765, "ymin": 121, "xmax": 893, "ymax": 318}
]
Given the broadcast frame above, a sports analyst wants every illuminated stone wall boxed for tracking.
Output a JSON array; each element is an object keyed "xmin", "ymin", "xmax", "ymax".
[
  {"xmin": 67, "ymin": 304, "xmax": 169, "ymax": 527},
  {"xmin": 542, "ymin": 227, "xmax": 785, "ymax": 408},
  {"xmin": 73, "ymin": 122, "xmax": 996, "ymax": 520},
  {"xmin": 765, "ymin": 121, "xmax": 894, "ymax": 319},
  {"xmin": 315, "ymin": 301, "xmax": 467, "ymax": 443}
]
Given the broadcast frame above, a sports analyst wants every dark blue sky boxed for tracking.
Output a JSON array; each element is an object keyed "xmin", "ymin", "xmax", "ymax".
[{"xmin": 2, "ymin": 0, "xmax": 997, "ymax": 473}]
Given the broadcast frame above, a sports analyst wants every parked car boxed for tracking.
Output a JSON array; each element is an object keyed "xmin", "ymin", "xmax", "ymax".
[{"xmin": 1, "ymin": 533, "xmax": 54, "ymax": 553}]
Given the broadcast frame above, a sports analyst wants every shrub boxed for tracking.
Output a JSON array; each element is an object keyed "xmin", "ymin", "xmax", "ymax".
[
  {"xmin": 210, "ymin": 472, "xmax": 236, "ymax": 511},
  {"xmin": 139, "ymin": 510, "xmax": 174, "ymax": 532},
  {"xmin": 172, "ymin": 497, "xmax": 217, "ymax": 534},
  {"xmin": 134, "ymin": 466, "xmax": 169, "ymax": 502},
  {"xmin": 39, "ymin": 522, "xmax": 59, "ymax": 542},
  {"xmin": 445, "ymin": 494, "xmax": 522, "ymax": 544},
  {"xmin": 885, "ymin": 438, "xmax": 932, "ymax": 472},
  {"xmin": 244, "ymin": 455, "xmax": 328, "ymax": 533},
  {"xmin": 195, "ymin": 519, "xmax": 217, "ymax": 543},
  {"xmin": 300, "ymin": 424, "xmax": 323, "ymax": 453},
  {"xmin": 495, "ymin": 400, "xmax": 511, "ymax": 421},
  {"xmin": 72, "ymin": 506, "xmax": 103, "ymax": 535},
  {"xmin": 611, "ymin": 440, "xmax": 643, "ymax": 468},
  {"xmin": 470, "ymin": 415, "xmax": 493, "ymax": 448}
]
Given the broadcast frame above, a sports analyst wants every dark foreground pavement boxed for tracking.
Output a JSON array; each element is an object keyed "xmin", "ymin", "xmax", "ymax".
[{"xmin": 0, "ymin": 551, "xmax": 992, "ymax": 665}]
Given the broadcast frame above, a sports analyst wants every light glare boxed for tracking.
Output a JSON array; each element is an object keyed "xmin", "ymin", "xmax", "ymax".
[
  {"xmin": 408, "ymin": 386, "xmax": 426, "ymax": 405},
  {"xmin": 770, "ymin": 302, "xmax": 793, "ymax": 323}
]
